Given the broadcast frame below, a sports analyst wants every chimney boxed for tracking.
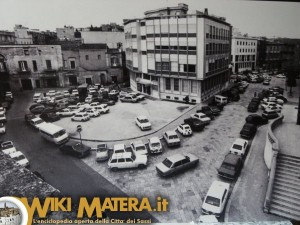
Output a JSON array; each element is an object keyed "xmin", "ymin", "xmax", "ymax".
[{"xmin": 204, "ymin": 8, "xmax": 208, "ymax": 15}]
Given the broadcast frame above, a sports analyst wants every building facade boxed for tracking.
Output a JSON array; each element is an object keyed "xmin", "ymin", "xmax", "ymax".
[
  {"xmin": 14, "ymin": 25, "xmax": 33, "ymax": 45},
  {"xmin": 0, "ymin": 45, "xmax": 63, "ymax": 91},
  {"xmin": 81, "ymin": 31, "xmax": 125, "ymax": 48},
  {"xmin": 231, "ymin": 36, "xmax": 257, "ymax": 73},
  {"xmin": 0, "ymin": 31, "xmax": 15, "ymax": 45},
  {"xmin": 124, "ymin": 4, "xmax": 232, "ymax": 103},
  {"xmin": 0, "ymin": 204, "xmax": 21, "ymax": 225}
]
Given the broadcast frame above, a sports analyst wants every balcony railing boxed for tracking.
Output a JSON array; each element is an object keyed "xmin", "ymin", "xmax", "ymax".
[
  {"xmin": 43, "ymin": 68, "xmax": 58, "ymax": 73},
  {"xmin": 18, "ymin": 68, "xmax": 31, "ymax": 75}
]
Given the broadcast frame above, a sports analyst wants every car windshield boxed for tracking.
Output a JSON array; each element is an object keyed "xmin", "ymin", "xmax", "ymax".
[
  {"xmin": 169, "ymin": 135, "xmax": 178, "ymax": 139},
  {"xmin": 97, "ymin": 148, "xmax": 107, "ymax": 152},
  {"xmin": 151, "ymin": 142, "xmax": 160, "ymax": 147},
  {"xmin": 205, "ymin": 196, "xmax": 220, "ymax": 207},
  {"xmin": 232, "ymin": 144, "xmax": 242, "ymax": 150},
  {"xmin": 222, "ymin": 162, "xmax": 236, "ymax": 170},
  {"xmin": 2, "ymin": 143, "xmax": 13, "ymax": 149},
  {"xmin": 136, "ymin": 146, "xmax": 145, "ymax": 151},
  {"xmin": 35, "ymin": 119, "xmax": 43, "ymax": 125},
  {"xmin": 13, "ymin": 155, "xmax": 25, "ymax": 161},
  {"xmin": 140, "ymin": 119, "xmax": 149, "ymax": 123},
  {"xmin": 162, "ymin": 159, "xmax": 173, "ymax": 168},
  {"xmin": 53, "ymin": 130, "xmax": 66, "ymax": 138}
]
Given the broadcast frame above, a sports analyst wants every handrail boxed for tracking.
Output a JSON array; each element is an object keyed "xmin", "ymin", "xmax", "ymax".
[{"xmin": 263, "ymin": 115, "xmax": 284, "ymax": 213}]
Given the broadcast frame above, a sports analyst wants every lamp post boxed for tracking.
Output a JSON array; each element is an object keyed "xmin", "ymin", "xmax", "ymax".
[{"xmin": 77, "ymin": 125, "xmax": 82, "ymax": 144}]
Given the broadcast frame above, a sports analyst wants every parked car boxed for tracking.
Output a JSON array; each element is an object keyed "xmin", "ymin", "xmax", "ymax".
[
  {"xmin": 262, "ymin": 109, "xmax": 279, "ymax": 119},
  {"xmin": 59, "ymin": 141, "xmax": 91, "ymax": 158},
  {"xmin": 263, "ymin": 80, "xmax": 270, "ymax": 85},
  {"xmin": 276, "ymin": 74, "xmax": 286, "ymax": 78},
  {"xmin": 130, "ymin": 140, "xmax": 148, "ymax": 155},
  {"xmin": 108, "ymin": 152, "xmax": 148, "ymax": 171},
  {"xmin": 5, "ymin": 91, "xmax": 13, "ymax": 99},
  {"xmin": 85, "ymin": 96, "xmax": 94, "ymax": 103},
  {"xmin": 135, "ymin": 93, "xmax": 145, "ymax": 101},
  {"xmin": 240, "ymin": 123, "xmax": 257, "ymax": 139},
  {"xmin": 119, "ymin": 91, "xmax": 129, "ymax": 98},
  {"xmin": 177, "ymin": 124, "xmax": 192, "ymax": 136},
  {"xmin": 229, "ymin": 138, "xmax": 249, "ymax": 157},
  {"xmin": 71, "ymin": 112, "xmax": 90, "ymax": 122},
  {"xmin": 208, "ymin": 101, "xmax": 224, "ymax": 111},
  {"xmin": 29, "ymin": 117, "xmax": 46, "ymax": 130},
  {"xmin": 247, "ymin": 102, "xmax": 259, "ymax": 113},
  {"xmin": 245, "ymin": 114, "xmax": 268, "ymax": 126},
  {"xmin": 30, "ymin": 105, "xmax": 55, "ymax": 114},
  {"xmin": 94, "ymin": 104, "xmax": 109, "ymax": 114},
  {"xmin": 0, "ymin": 107, "xmax": 5, "ymax": 114},
  {"xmin": 183, "ymin": 118, "xmax": 205, "ymax": 132},
  {"xmin": 120, "ymin": 94, "xmax": 138, "ymax": 103},
  {"xmin": 261, "ymin": 102, "xmax": 278, "ymax": 110},
  {"xmin": 0, "ymin": 123, "xmax": 6, "ymax": 134},
  {"xmin": 109, "ymin": 90, "xmax": 119, "ymax": 95},
  {"xmin": 86, "ymin": 108, "xmax": 100, "ymax": 117},
  {"xmin": 25, "ymin": 113, "xmax": 36, "ymax": 124},
  {"xmin": 191, "ymin": 113, "xmax": 211, "ymax": 125},
  {"xmin": 1, "ymin": 141, "xmax": 17, "ymax": 155},
  {"xmin": 266, "ymin": 105, "xmax": 282, "ymax": 113},
  {"xmin": 148, "ymin": 137, "xmax": 163, "ymax": 154},
  {"xmin": 201, "ymin": 180, "xmax": 230, "ymax": 217},
  {"xmin": 163, "ymin": 130, "xmax": 181, "ymax": 147},
  {"xmin": 96, "ymin": 144, "xmax": 109, "ymax": 162},
  {"xmin": 203, "ymin": 106, "xmax": 221, "ymax": 116},
  {"xmin": 40, "ymin": 112, "xmax": 60, "ymax": 122},
  {"xmin": 9, "ymin": 151, "xmax": 29, "ymax": 167},
  {"xmin": 63, "ymin": 90, "xmax": 70, "ymax": 97},
  {"xmin": 56, "ymin": 108, "xmax": 77, "ymax": 117},
  {"xmin": 113, "ymin": 144, "xmax": 128, "ymax": 154},
  {"xmin": 196, "ymin": 107, "xmax": 215, "ymax": 120},
  {"xmin": 0, "ymin": 111, "xmax": 7, "ymax": 122},
  {"xmin": 135, "ymin": 116, "xmax": 152, "ymax": 131},
  {"xmin": 217, "ymin": 153, "xmax": 243, "ymax": 180},
  {"xmin": 46, "ymin": 90, "xmax": 57, "ymax": 97},
  {"xmin": 156, "ymin": 153, "xmax": 199, "ymax": 177},
  {"xmin": 275, "ymin": 95, "xmax": 287, "ymax": 103},
  {"xmin": 100, "ymin": 98, "xmax": 115, "ymax": 106},
  {"xmin": 72, "ymin": 89, "xmax": 79, "ymax": 96},
  {"xmin": 33, "ymin": 93, "xmax": 43, "ymax": 102}
]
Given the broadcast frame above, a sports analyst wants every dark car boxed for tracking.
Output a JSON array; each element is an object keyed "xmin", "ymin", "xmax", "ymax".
[
  {"xmin": 272, "ymin": 86, "xmax": 284, "ymax": 95},
  {"xmin": 276, "ymin": 95, "xmax": 287, "ymax": 103},
  {"xmin": 196, "ymin": 107, "xmax": 215, "ymax": 120},
  {"xmin": 247, "ymin": 102, "xmax": 259, "ymax": 112},
  {"xmin": 40, "ymin": 112, "xmax": 60, "ymax": 122},
  {"xmin": 30, "ymin": 105, "xmax": 46, "ymax": 114},
  {"xmin": 184, "ymin": 118, "xmax": 205, "ymax": 132},
  {"xmin": 250, "ymin": 97, "xmax": 261, "ymax": 104},
  {"xmin": 206, "ymin": 106, "xmax": 221, "ymax": 116},
  {"xmin": 246, "ymin": 114, "xmax": 268, "ymax": 126},
  {"xmin": 217, "ymin": 153, "xmax": 243, "ymax": 180},
  {"xmin": 59, "ymin": 141, "xmax": 91, "ymax": 158},
  {"xmin": 4, "ymin": 96, "xmax": 13, "ymax": 103},
  {"xmin": 240, "ymin": 123, "xmax": 257, "ymax": 139},
  {"xmin": 262, "ymin": 109, "xmax": 279, "ymax": 119},
  {"xmin": 208, "ymin": 101, "xmax": 224, "ymax": 111},
  {"xmin": 24, "ymin": 113, "xmax": 36, "ymax": 124},
  {"xmin": 101, "ymin": 99, "xmax": 115, "ymax": 106}
]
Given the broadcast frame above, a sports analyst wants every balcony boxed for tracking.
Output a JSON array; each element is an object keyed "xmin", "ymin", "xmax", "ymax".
[
  {"xmin": 43, "ymin": 68, "xmax": 58, "ymax": 73},
  {"xmin": 18, "ymin": 68, "xmax": 31, "ymax": 75}
]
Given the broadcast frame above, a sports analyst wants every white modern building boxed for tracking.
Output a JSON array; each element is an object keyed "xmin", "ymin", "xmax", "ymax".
[
  {"xmin": 231, "ymin": 36, "xmax": 258, "ymax": 74},
  {"xmin": 124, "ymin": 3, "xmax": 232, "ymax": 103}
]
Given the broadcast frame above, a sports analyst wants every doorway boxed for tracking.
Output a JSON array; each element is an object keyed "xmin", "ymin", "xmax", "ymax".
[{"xmin": 21, "ymin": 79, "xmax": 33, "ymax": 90}]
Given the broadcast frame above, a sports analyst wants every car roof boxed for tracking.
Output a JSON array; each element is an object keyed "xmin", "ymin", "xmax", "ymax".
[
  {"xmin": 195, "ymin": 112, "xmax": 205, "ymax": 116},
  {"xmin": 165, "ymin": 130, "xmax": 177, "ymax": 136},
  {"xmin": 207, "ymin": 181, "xmax": 230, "ymax": 199},
  {"xmin": 233, "ymin": 138, "xmax": 248, "ymax": 145},
  {"xmin": 137, "ymin": 115, "xmax": 147, "ymax": 120},
  {"xmin": 167, "ymin": 154, "xmax": 186, "ymax": 163},
  {"xmin": 9, "ymin": 151, "xmax": 24, "ymax": 158},
  {"xmin": 111, "ymin": 152, "xmax": 132, "ymax": 159},
  {"xmin": 224, "ymin": 153, "xmax": 242, "ymax": 164},
  {"xmin": 149, "ymin": 136, "xmax": 160, "ymax": 142}
]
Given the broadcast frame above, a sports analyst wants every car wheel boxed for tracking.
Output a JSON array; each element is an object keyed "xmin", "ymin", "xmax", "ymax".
[
  {"xmin": 138, "ymin": 164, "xmax": 146, "ymax": 169},
  {"xmin": 112, "ymin": 167, "xmax": 118, "ymax": 172}
]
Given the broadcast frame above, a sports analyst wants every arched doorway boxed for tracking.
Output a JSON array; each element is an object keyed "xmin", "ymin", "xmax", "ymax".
[{"xmin": 100, "ymin": 73, "xmax": 106, "ymax": 85}]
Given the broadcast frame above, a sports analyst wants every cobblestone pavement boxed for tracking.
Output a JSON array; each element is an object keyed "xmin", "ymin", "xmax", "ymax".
[{"xmin": 79, "ymin": 83, "xmax": 268, "ymax": 223}]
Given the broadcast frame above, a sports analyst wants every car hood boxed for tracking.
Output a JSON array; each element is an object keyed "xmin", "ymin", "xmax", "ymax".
[
  {"xmin": 202, "ymin": 201, "xmax": 222, "ymax": 214},
  {"xmin": 156, "ymin": 163, "xmax": 170, "ymax": 173}
]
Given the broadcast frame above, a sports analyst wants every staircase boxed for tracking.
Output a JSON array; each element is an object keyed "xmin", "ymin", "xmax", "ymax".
[{"xmin": 269, "ymin": 153, "xmax": 300, "ymax": 221}]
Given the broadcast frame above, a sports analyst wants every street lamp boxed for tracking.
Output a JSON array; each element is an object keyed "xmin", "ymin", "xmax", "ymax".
[{"xmin": 77, "ymin": 125, "xmax": 82, "ymax": 144}]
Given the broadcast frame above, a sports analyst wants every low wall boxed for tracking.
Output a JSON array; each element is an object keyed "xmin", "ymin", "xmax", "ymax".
[{"xmin": 263, "ymin": 115, "xmax": 284, "ymax": 213}]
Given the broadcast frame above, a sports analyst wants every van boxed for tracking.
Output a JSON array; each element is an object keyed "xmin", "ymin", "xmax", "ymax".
[
  {"xmin": 39, "ymin": 123, "xmax": 69, "ymax": 145},
  {"xmin": 214, "ymin": 95, "xmax": 228, "ymax": 105}
]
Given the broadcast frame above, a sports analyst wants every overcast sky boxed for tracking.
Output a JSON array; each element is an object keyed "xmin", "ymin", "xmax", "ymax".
[
  {"xmin": 0, "ymin": 0, "xmax": 299, "ymax": 38},
  {"xmin": 0, "ymin": 201, "xmax": 18, "ymax": 209}
]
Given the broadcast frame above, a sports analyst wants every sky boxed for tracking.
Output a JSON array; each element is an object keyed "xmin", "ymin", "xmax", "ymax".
[
  {"xmin": 0, "ymin": 201, "xmax": 18, "ymax": 209},
  {"xmin": 0, "ymin": 0, "xmax": 299, "ymax": 38}
]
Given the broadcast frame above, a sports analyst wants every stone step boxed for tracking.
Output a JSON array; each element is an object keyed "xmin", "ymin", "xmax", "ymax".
[
  {"xmin": 276, "ymin": 162, "xmax": 300, "ymax": 171},
  {"xmin": 276, "ymin": 164, "xmax": 300, "ymax": 174},
  {"xmin": 274, "ymin": 180, "xmax": 300, "ymax": 193},
  {"xmin": 277, "ymin": 158, "xmax": 300, "ymax": 167},
  {"xmin": 279, "ymin": 153, "xmax": 300, "ymax": 161},
  {"xmin": 274, "ymin": 186, "xmax": 300, "ymax": 198},
  {"xmin": 272, "ymin": 195, "xmax": 300, "ymax": 209},
  {"xmin": 275, "ymin": 176, "xmax": 300, "ymax": 187},
  {"xmin": 276, "ymin": 171, "xmax": 300, "ymax": 181},
  {"xmin": 270, "ymin": 203, "xmax": 300, "ymax": 221},
  {"xmin": 272, "ymin": 190, "xmax": 300, "ymax": 202}
]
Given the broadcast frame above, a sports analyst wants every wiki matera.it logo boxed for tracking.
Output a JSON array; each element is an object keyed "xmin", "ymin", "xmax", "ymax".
[{"xmin": 0, "ymin": 197, "xmax": 28, "ymax": 225}]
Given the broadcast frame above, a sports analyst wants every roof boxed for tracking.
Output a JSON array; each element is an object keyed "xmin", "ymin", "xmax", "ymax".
[
  {"xmin": 31, "ymin": 117, "xmax": 43, "ymax": 122},
  {"xmin": 224, "ymin": 153, "xmax": 242, "ymax": 165},
  {"xmin": 207, "ymin": 181, "xmax": 230, "ymax": 199},
  {"xmin": 167, "ymin": 154, "xmax": 185, "ymax": 163},
  {"xmin": 80, "ymin": 44, "xmax": 107, "ymax": 50}
]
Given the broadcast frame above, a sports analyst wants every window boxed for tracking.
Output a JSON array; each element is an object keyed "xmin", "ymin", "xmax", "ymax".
[
  {"xmin": 32, "ymin": 60, "xmax": 38, "ymax": 72},
  {"xmin": 24, "ymin": 49, "xmax": 29, "ymax": 55},
  {"xmin": 191, "ymin": 80, "xmax": 197, "ymax": 94},
  {"xmin": 174, "ymin": 79, "xmax": 179, "ymax": 91},
  {"xmin": 46, "ymin": 60, "xmax": 52, "ymax": 69},
  {"xmin": 85, "ymin": 55, "xmax": 89, "ymax": 60},
  {"xmin": 156, "ymin": 62, "xmax": 170, "ymax": 71},
  {"xmin": 98, "ymin": 55, "xmax": 101, "ymax": 60},
  {"xmin": 118, "ymin": 158, "xmax": 125, "ymax": 163},
  {"xmin": 165, "ymin": 78, "xmax": 171, "ymax": 90},
  {"xmin": 18, "ymin": 61, "xmax": 28, "ymax": 71},
  {"xmin": 184, "ymin": 64, "xmax": 196, "ymax": 72},
  {"xmin": 182, "ymin": 80, "xmax": 188, "ymax": 92}
]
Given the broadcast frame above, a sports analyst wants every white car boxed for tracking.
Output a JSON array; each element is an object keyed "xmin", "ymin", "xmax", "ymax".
[
  {"xmin": 68, "ymin": 105, "xmax": 80, "ymax": 111},
  {"xmin": 276, "ymin": 74, "xmax": 286, "ymax": 78},
  {"xmin": 71, "ymin": 112, "xmax": 90, "ymax": 122},
  {"xmin": 261, "ymin": 102, "xmax": 282, "ymax": 111},
  {"xmin": 262, "ymin": 97, "xmax": 284, "ymax": 105},
  {"xmin": 88, "ymin": 88, "xmax": 98, "ymax": 95},
  {"xmin": 56, "ymin": 108, "xmax": 77, "ymax": 117},
  {"xmin": 1, "ymin": 141, "xmax": 17, "ymax": 155},
  {"xmin": 5, "ymin": 91, "xmax": 13, "ymax": 98},
  {"xmin": 191, "ymin": 113, "xmax": 211, "ymax": 125},
  {"xmin": 86, "ymin": 108, "xmax": 100, "ymax": 117},
  {"xmin": 109, "ymin": 90, "xmax": 119, "ymax": 95},
  {"xmin": 9, "ymin": 151, "xmax": 29, "ymax": 167},
  {"xmin": 229, "ymin": 138, "xmax": 248, "ymax": 157},
  {"xmin": 33, "ymin": 93, "xmax": 43, "ymax": 102},
  {"xmin": 177, "ymin": 124, "xmax": 192, "ymax": 136},
  {"xmin": 63, "ymin": 90, "xmax": 70, "ymax": 97},
  {"xmin": 202, "ymin": 180, "xmax": 230, "ymax": 217},
  {"xmin": 0, "ymin": 107, "xmax": 6, "ymax": 114},
  {"xmin": 85, "ymin": 96, "xmax": 93, "ymax": 103},
  {"xmin": 72, "ymin": 89, "xmax": 79, "ymax": 96},
  {"xmin": 113, "ymin": 144, "xmax": 127, "ymax": 154},
  {"xmin": 197, "ymin": 215, "xmax": 218, "ymax": 223},
  {"xmin": 148, "ymin": 137, "xmax": 163, "ymax": 154},
  {"xmin": 96, "ymin": 144, "xmax": 109, "ymax": 162},
  {"xmin": 0, "ymin": 123, "xmax": 6, "ymax": 134},
  {"xmin": 135, "ymin": 116, "xmax": 152, "ymax": 131},
  {"xmin": 29, "ymin": 117, "xmax": 46, "ymax": 130},
  {"xmin": 0, "ymin": 111, "xmax": 6, "ymax": 123},
  {"xmin": 130, "ymin": 140, "xmax": 148, "ymax": 156},
  {"xmin": 90, "ymin": 102, "xmax": 101, "ymax": 107},
  {"xmin": 94, "ymin": 104, "xmax": 109, "ymax": 114},
  {"xmin": 163, "ymin": 130, "xmax": 181, "ymax": 147},
  {"xmin": 46, "ymin": 90, "xmax": 56, "ymax": 97},
  {"xmin": 108, "ymin": 152, "xmax": 148, "ymax": 171},
  {"xmin": 266, "ymin": 105, "xmax": 283, "ymax": 113}
]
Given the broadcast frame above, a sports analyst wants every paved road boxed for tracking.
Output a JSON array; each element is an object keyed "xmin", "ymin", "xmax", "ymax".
[{"xmin": 3, "ymin": 91, "xmax": 158, "ymax": 222}]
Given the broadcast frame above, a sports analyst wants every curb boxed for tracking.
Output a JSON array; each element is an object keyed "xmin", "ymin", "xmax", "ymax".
[{"xmin": 69, "ymin": 103, "xmax": 200, "ymax": 143}]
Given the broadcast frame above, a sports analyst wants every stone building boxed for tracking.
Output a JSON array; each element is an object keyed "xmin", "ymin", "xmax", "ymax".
[
  {"xmin": 0, "ymin": 31, "xmax": 15, "ymax": 45},
  {"xmin": 0, "ymin": 203, "xmax": 21, "ymax": 225},
  {"xmin": 124, "ymin": 3, "xmax": 232, "ymax": 103},
  {"xmin": 14, "ymin": 25, "xmax": 33, "ymax": 45},
  {"xmin": 0, "ymin": 45, "xmax": 63, "ymax": 91}
]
